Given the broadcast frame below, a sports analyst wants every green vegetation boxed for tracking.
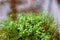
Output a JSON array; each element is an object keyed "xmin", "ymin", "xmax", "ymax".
[{"xmin": 0, "ymin": 12, "xmax": 60, "ymax": 40}]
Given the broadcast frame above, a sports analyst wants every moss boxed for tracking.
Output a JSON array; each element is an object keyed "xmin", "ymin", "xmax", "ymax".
[{"xmin": 0, "ymin": 12, "xmax": 60, "ymax": 40}]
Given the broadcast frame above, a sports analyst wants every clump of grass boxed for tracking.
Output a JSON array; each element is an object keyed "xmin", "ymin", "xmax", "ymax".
[{"xmin": 0, "ymin": 12, "xmax": 60, "ymax": 40}]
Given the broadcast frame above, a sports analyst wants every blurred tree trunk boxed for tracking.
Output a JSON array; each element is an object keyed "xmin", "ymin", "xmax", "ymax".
[
  {"xmin": 10, "ymin": 0, "xmax": 16, "ymax": 20},
  {"xmin": 57, "ymin": 0, "xmax": 60, "ymax": 8},
  {"xmin": 57, "ymin": 0, "xmax": 60, "ymax": 5}
]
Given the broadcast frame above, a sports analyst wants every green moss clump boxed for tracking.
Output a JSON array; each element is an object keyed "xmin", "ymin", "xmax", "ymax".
[{"xmin": 0, "ymin": 12, "xmax": 60, "ymax": 40}]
